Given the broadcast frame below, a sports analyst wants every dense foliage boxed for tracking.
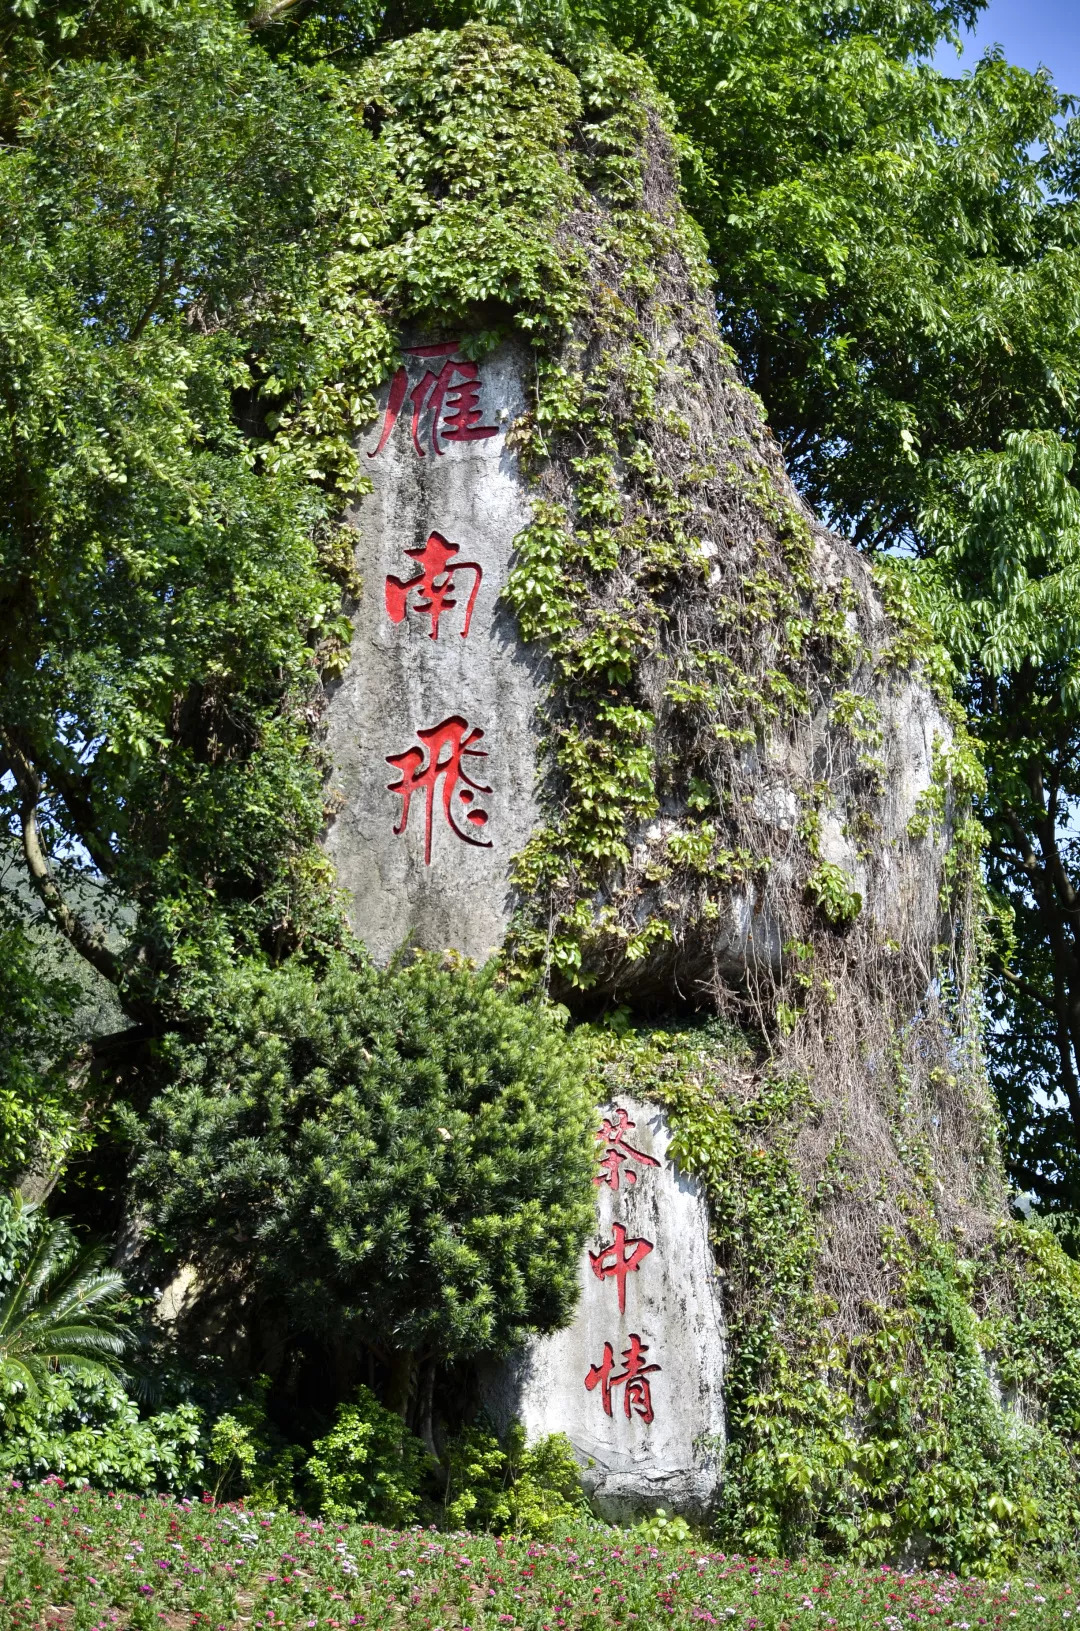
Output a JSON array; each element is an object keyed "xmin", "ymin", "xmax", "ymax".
[
  {"xmin": 4, "ymin": 0, "xmax": 1080, "ymax": 1193},
  {"xmin": 0, "ymin": 7, "xmax": 378, "ymax": 1035},
  {"xmin": 0, "ymin": 1209, "xmax": 590, "ymax": 1520},
  {"xmin": 0, "ymin": 4, "xmax": 602, "ymax": 1458},
  {"xmin": 598, "ymin": 1018, "xmax": 1080, "ymax": 1570},
  {"xmin": 304, "ymin": 1387, "xmax": 587, "ymax": 1533},
  {"xmin": 0, "ymin": 922, "xmax": 81, "ymax": 1183},
  {"xmin": 291, "ymin": 0, "xmax": 1080, "ymax": 1201}
]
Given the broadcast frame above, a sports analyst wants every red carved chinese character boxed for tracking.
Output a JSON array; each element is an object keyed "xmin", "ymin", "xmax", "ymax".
[
  {"xmin": 589, "ymin": 1223, "xmax": 654, "ymax": 1314},
  {"xmin": 386, "ymin": 716, "xmax": 493, "ymax": 866},
  {"xmin": 385, "ymin": 531, "xmax": 483, "ymax": 641},
  {"xmin": 584, "ymin": 1333, "xmax": 661, "ymax": 1424},
  {"xmin": 368, "ymin": 341, "xmax": 499, "ymax": 460},
  {"xmin": 595, "ymin": 1108, "xmax": 660, "ymax": 1191}
]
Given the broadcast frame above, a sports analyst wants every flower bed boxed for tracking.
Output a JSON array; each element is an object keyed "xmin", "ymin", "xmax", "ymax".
[{"xmin": 0, "ymin": 1482, "xmax": 1074, "ymax": 1631}]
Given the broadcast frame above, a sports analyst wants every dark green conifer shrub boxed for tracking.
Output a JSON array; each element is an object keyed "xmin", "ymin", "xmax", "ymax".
[{"xmin": 129, "ymin": 953, "xmax": 596, "ymax": 1407}]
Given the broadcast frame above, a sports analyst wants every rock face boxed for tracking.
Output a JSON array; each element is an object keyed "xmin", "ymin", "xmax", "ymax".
[
  {"xmin": 482, "ymin": 1097, "xmax": 726, "ymax": 1521},
  {"xmin": 323, "ymin": 338, "xmax": 541, "ymax": 965}
]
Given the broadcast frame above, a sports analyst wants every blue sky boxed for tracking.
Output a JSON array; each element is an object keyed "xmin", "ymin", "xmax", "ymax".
[{"xmin": 937, "ymin": 0, "xmax": 1080, "ymax": 99}]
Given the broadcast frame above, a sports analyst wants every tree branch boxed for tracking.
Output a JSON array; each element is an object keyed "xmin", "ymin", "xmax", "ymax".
[
  {"xmin": 1026, "ymin": 761, "xmax": 1080, "ymax": 947},
  {"xmin": 247, "ymin": 0, "xmax": 307, "ymax": 29},
  {"xmin": 1001, "ymin": 802, "xmax": 1039, "ymax": 878},
  {"xmin": 4, "ymin": 727, "xmax": 116, "ymax": 880},
  {"xmin": 1, "ymin": 733, "xmax": 123, "ymax": 988},
  {"xmin": 1000, "ymin": 965, "xmax": 1055, "ymax": 1016}
]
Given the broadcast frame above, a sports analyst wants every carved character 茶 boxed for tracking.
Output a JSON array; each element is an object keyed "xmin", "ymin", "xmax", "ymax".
[{"xmin": 595, "ymin": 1108, "xmax": 660, "ymax": 1191}]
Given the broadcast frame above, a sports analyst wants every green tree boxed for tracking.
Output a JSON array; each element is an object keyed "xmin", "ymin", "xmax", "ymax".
[
  {"xmin": 0, "ymin": 4, "xmax": 378, "ymax": 1056},
  {"xmin": 305, "ymin": 1385, "xmax": 430, "ymax": 1522},
  {"xmin": 10, "ymin": 0, "xmax": 1080, "ymax": 1202},
  {"xmin": 0, "ymin": 916, "xmax": 84, "ymax": 1185},
  {"xmin": 914, "ymin": 434, "xmax": 1080, "ymax": 1207},
  {"xmin": 128, "ymin": 954, "xmax": 596, "ymax": 1423}
]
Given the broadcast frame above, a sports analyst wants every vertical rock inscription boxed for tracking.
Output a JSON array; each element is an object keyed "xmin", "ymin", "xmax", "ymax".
[
  {"xmin": 324, "ymin": 340, "xmax": 543, "ymax": 963},
  {"xmin": 484, "ymin": 1097, "xmax": 727, "ymax": 1520}
]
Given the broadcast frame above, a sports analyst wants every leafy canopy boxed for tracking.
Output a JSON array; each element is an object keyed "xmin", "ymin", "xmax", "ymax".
[
  {"xmin": 0, "ymin": 6, "xmax": 381, "ymax": 1029},
  {"xmin": 8, "ymin": 0, "xmax": 1080, "ymax": 1206}
]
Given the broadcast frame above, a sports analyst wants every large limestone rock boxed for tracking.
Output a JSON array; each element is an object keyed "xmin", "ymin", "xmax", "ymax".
[
  {"xmin": 323, "ymin": 326, "xmax": 954, "ymax": 996},
  {"xmin": 319, "ymin": 70, "xmax": 990, "ymax": 1519}
]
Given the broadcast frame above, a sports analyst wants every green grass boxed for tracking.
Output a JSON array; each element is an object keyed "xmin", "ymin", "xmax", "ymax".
[{"xmin": 0, "ymin": 1482, "xmax": 1075, "ymax": 1631}]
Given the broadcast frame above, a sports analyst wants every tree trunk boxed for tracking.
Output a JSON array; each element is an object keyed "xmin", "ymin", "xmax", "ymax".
[
  {"xmin": 384, "ymin": 1348, "xmax": 416, "ymax": 1421},
  {"xmin": 414, "ymin": 1357, "xmax": 438, "ymax": 1460}
]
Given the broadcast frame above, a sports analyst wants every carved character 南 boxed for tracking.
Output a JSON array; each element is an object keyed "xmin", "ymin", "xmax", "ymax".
[
  {"xmin": 588, "ymin": 1223, "xmax": 654, "ymax": 1314},
  {"xmin": 584, "ymin": 1333, "xmax": 661, "ymax": 1424},
  {"xmin": 595, "ymin": 1108, "xmax": 660, "ymax": 1191},
  {"xmin": 386, "ymin": 717, "xmax": 492, "ymax": 866},
  {"xmin": 385, "ymin": 531, "xmax": 483, "ymax": 641},
  {"xmin": 368, "ymin": 341, "xmax": 499, "ymax": 459}
]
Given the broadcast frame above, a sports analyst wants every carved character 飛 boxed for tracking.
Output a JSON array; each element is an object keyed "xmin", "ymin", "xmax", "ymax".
[{"xmin": 386, "ymin": 716, "xmax": 492, "ymax": 865}]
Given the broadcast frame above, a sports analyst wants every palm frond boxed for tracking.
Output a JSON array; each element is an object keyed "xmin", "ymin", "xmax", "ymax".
[
  {"xmin": 0, "ymin": 1220, "xmax": 69, "ymax": 1338},
  {"xmin": 51, "ymin": 1354, "xmax": 129, "ymax": 1387},
  {"xmin": 0, "ymin": 1213, "xmax": 130, "ymax": 1393},
  {"xmin": 32, "ymin": 1265, "xmax": 127, "ymax": 1324},
  {"xmin": 31, "ymin": 1323, "xmax": 129, "ymax": 1357},
  {"xmin": 0, "ymin": 1354, "xmax": 44, "ymax": 1401}
]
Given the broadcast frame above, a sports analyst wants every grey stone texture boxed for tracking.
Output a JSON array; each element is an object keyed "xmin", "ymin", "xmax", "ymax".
[
  {"xmin": 482, "ymin": 1097, "xmax": 726, "ymax": 1522},
  {"xmin": 323, "ymin": 339, "xmax": 542, "ymax": 964}
]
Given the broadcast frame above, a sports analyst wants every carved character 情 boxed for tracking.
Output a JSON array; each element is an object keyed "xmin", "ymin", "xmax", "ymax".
[{"xmin": 584, "ymin": 1333, "xmax": 661, "ymax": 1424}]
